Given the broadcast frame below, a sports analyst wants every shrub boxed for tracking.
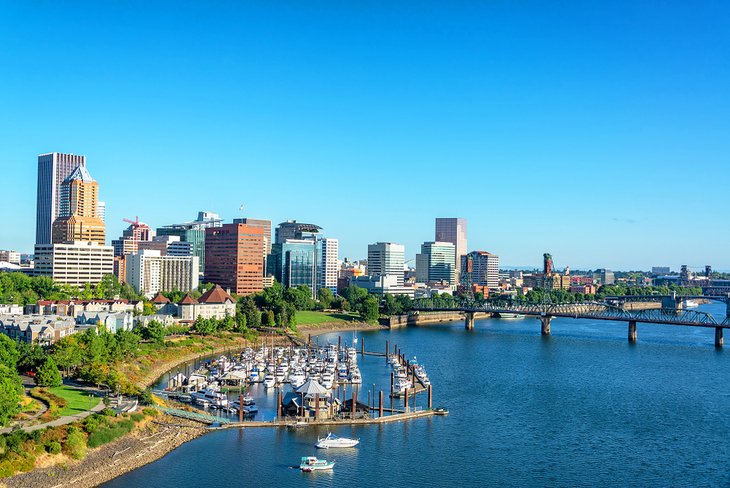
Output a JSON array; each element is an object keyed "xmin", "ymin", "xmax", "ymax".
[
  {"xmin": 83, "ymin": 416, "xmax": 100, "ymax": 434},
  {"xmin": 101, "ymin": 408, "xmax": 116, "ymax": 417},
  {"xmin": 86, "ymin": 420, "xmax": 134, "ymax": 449},
  {"xmin": 130, "ymin": 413, "xmax": 144, "ymax": 423},
  {"xmin": 46, "ymin": 440, "xmax": 61, "ymax": 454},
  {"xmin": 142, "ymin": 407, "xmax": 158, "ymax": 417},
  {"xmin": 64, "ymin": 427, "xmax": 87, "ymax": 460}
]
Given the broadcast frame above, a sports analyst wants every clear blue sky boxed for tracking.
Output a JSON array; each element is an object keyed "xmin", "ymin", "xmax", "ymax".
[{"xmin": 1, "ymin": 1, "xmax": 728, "ymax": 271}]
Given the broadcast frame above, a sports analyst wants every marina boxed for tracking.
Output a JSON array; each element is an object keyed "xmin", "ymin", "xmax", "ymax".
[{"xmin": 154, "ymin": 335, "xmax": 438, "ymax": 428}]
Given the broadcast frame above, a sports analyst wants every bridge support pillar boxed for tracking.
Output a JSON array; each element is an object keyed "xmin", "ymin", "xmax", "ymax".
[
  {"xmin": 726, "ymin": 299, "xmax": 730, "ymax": 320},
  {"xmin": 464, "ymin": 312, "xmax": 475, "ymax": 331},
  {"xmin": 540, "ymin": 316, "xmax": 551, "ymax": 336},
  {"xmin": 715, "ymin": 327, "xmax": 724, "ymax": 348},
  {"xmin": 628, "ymin": 321, "xmax": 637, "ymax": 344}
]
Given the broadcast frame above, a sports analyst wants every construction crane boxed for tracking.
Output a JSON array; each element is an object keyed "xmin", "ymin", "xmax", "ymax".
[{"xmin": 123, "ymin": 216, "xmax": 146, "ymax": 228}]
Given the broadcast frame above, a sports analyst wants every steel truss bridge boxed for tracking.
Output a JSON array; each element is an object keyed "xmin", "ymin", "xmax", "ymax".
[{"xmin": 411, "ymin": 296, "xmax": 730, "ymax": 347}]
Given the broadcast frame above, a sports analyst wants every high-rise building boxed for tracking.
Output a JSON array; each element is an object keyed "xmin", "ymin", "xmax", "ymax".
[
  {"xmin": 268, "ymin": 240, "xmax": 317, "ymax": 294},
  {"xmin": 435, "ymin": 218, "xmax": 467, "ymax": 274},
  {"xmin": 0, "ymin": 250, "xmax": 21, "ymax": 265},
  {"xmin": 416, "ymin": 241, "xmax": 456, "ymax": 285},
  {"xmin": 97, "ymin": 201, "xmax": 106, "ymax": 223},
  {"xmin": 367, "ymin": 242, "xmax": 405, "ymax": 286},
  {"xmin": 112, "ymin": 218, "xmax": 153, "ymax": 257},
  {"xmin": 233, "ymin": 218, "xmax": 272, "ymax": 274},
  {"xmin": 157, "ymin": 211, "xmax": 222, "ymax": 273},
  {"xmin": 138, "ymin": 235, "xmax": 193, "ymax": 257},
  {"xmin": 34, "ymin": 241, "xmax": 114, "ymax": 287},
  {"xmin": 317, "ymin": 238, "xmax": 339, "ymax": 294},
  {"xmin": 460, "ymin": 251, "xmax": 500, "ymax": 289},
  {"xmin": 51, "ymin": 165, "xmax": 106, "ymax": 245},
  {"xmin": 35, "ymin": 152, "xmax": 87, "ymax": 246},
  {"xmin": 274, "ymin": 220, "xmax": 321, "ymax": 244},
  {"xmin": 125, "ymin": 250, "xmax": 199, "ymax": 298},
  {"xmin": 204, "ymin": 223, "xmax": 265, "ymax": 295}
]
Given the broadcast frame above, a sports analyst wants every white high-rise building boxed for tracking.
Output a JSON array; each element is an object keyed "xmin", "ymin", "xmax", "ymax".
[
  {"xmin": 34, "ymin": 241, "xmax": 113, "ymax": 287},
  {"xmin": 317, "ymin": 238, "xmax": 339, "ymax": 294},
  {"xmin": 367, "ymin": 242, "xmax": 405, "ymax": 286},
  {"xmin": 35, "ymin": 153, "xmax": 87, "ymax": 245},
  {"xmin": 435, "ymin": 218, "xmax": 467, "ymax": 274},
  {"xmin": 126, "ymin": 250, "xmax": 199, "ymax": 298},
  {"xmin": 96, "ymin": 201, "xmax": 106, "ymax": 223}
]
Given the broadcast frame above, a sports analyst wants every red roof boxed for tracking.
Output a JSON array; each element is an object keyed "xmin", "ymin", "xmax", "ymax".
[
  {"xmin": 198, "ymin": 284, "xmax": 234, "ymax": 304},
  {"xmin": 178, "ymin": 293, "xmax": 199, "ymax": 305},
  {"xmin": 151, "ymin": 293, "xmax": 170, "ymax": 304}
]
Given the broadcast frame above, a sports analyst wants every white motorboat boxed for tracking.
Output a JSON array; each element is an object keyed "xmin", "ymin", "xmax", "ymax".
[
  {"xmin": 349, "ymin": 367, "xmax": 362, "ymax": 384},
  {"xmin": 315, "ymin": 432, "xmax": 360, "ymax": 449},
  {"xmin": 300, "ymin": 456, "xmax": 335, "ymax": 472},
  {"xmin": 263, "ymin": 374, "xmax": 276, "ymax": 388},
  {"xmin": 192, "ymin": 388, "xmax": 229, "ymax": 408},
  {"xmin": 321, "ymin": 371, "xmax": 334, "ymax": 389}
]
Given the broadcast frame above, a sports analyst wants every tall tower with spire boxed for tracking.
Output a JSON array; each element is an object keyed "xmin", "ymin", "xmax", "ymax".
[{"xmin": 51, "ymin": 165, "xmax": 106, "ymax": 244}]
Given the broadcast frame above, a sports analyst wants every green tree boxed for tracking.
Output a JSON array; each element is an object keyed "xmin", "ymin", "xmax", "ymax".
[
  {"xmin": 36, "ymin": 357, "xmax": 63, "ymax": 387},
  {"xmin": 234, "ymin": 312, "xmax": 247, "ymax": 332},
  {"xmin": 341, "ymin": 286, "xmax": 368, "ymax": 309},
  {"xmin": 0, "ymin": 335, "xmax": 19, "ymax": 370},
  {"xmin": 52, "ymin": 335, "xmax": 83, "ymax": 376},
  {"xmin": 261, "ymin": 309, "xmax": 275, "ymax": 327},
  {"xmin": 142, "ymin": 320, "xmax": 166, "ymax": 344},
  {"xmin": 0, "ymin": 364, "xmax": 22, "ymax": 427},
  {"xmin": 317, "ymin": 287, "xmax": 334, "ymax": 309},
  {"xmin": 15, "ymin": 342, "xmax": 47, "ymax": 373},
  {"xmin": 358, "ymin": 295, "xmax": 380, "ymax": 323},
  {"xmin": 237, "ymin": 295, "xmax": 261, "ymax": 328}
]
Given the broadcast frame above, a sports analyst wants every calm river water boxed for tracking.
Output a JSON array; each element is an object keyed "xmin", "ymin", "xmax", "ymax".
[{"xmin": 103, "ymin": 302, "xmax": 730, "ymax": 487}]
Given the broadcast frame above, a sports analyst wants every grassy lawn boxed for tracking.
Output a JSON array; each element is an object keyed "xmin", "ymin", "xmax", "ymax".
[
  {"xmin": 48, "ymin": 385, "xmax": 100, "ymax": 416},
  {"xmin": 296, "ymin": 311, "xmax": 361, "ymax": 325}
]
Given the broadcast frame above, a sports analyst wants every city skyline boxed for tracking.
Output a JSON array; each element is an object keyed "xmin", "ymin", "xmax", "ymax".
[{"xmin": 1, "ymin": 3, "xmax": 728, "ymax": 270}]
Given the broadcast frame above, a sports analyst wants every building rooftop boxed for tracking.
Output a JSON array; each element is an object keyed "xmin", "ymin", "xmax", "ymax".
[
  {"xmin": 198, "ymin": 284, "xmax": 234, "ymax": 304},
  {"xmin": 64, "ymin": 165, "xmax": 94, "ymax": 183},
  {"xmin": 178, "ymin": 294, "xmax": 199, "ymax": 305}
]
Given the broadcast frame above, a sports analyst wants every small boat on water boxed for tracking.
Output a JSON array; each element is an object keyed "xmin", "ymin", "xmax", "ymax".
[
  {"xmin": 497, "ymin": 312, "xmax": 525, "ymax": 319},
  {"xmin": 300, "ymin": 456, "xmax": 335, "ymax": 472},
  {"xmin": 433, "ymin": 406, "xmax": 449, "ymax": 416},
  {"xmin": 315, "ymin": 432, "xmax": 359, "ymax": 449}
]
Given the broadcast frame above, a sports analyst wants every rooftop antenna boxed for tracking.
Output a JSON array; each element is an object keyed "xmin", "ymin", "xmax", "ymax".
[{"xmin": 239, "ymin": 204, "xmax": 244, "ymax": 219}]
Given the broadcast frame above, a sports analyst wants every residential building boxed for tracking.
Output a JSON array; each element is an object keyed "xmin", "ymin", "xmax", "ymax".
[
  {"xmin": 34, "ymin": 241, "xmax": 113, "ymax": 287},
  {"xmin": 416, "ymin": 241, "xmax": 456, "ymax": 285},
  {"xmin": 126, "ymin": 250, "xmax": 199, "ymax": 298},
  {"xmin": 0, "ymin": 304, "xmax": 22, "ymax": 314},
  {"xmin": 0, "ymin": 250, "xmax": 21, "ymax": 265},
  {"xmin": 460, "ymin": 251, "xmax": 500, "ymax": 289},
  {"xmin": 51, "ymin": 165, "xmax": 106, "ymax": 245},
  {"xmin": 435, "ymin": 218, "xmax": 467, "ymax": 274},
  {"xmin": 35, "ymin": 152, "xmax": 86, "ymax": 246},
  {"xmin": 28, "ymin": 299, "xmax": 142, "ymax": 317},
  {"xmin": 367, "ymin": 242, "xmax": 405, "ymax": 286},
  {"xmin": 77, "ymin": 311, "xmax": 134, "ymax": 333},
  {"xmin": 0, "ymin": 315, "xmax": 77, "ymax": 345},
  {"xmin": 177, "ymin": 285, "xmax": 236, "ymax": 321},
  {"xmin": 204, "ymin": 223, "xmax": 265, "ymax": 295},
  {"xmin": 157, "ymin": 211, "xmax": 222, "ymax": 273},
  {"xmin": 268, "ymin": 239, "xmax": 316, "ymax": 294},
  {"xmin": 317, "ymin": 238, "xmax": 339, "ymax": 294}
]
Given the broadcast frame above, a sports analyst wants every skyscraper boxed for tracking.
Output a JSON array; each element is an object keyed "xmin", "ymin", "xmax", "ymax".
[
  {"xmin": 317, "ymin": 238, "xmax": 339, "ymax": 294},
  {"xmin": 435, "ymin": 218, "xmax": 467, "ymax": 274},
  {"xmin": 35, "ymin": 152, "xmax": 86, "ymax": 245},
  {"xmin": 204, "ymin": 223, "xmax": 265, "ymax": 295},
  {"xmin": 460, "ymin": 251, "xmax": 500, "ymax": 289},
  {"xmin": 367, "ymin": 242, "xmax": 405, "ymax": 286},
  {"xmin": 268, "ymin": 240, "xmax": 317, "ymax": 294},
  {"xmin": 51, "ymin": 166, "xmax": 106, "ymax": 245},
  {"xmin": 157, "ymin": 211, "xmax": 222, "ymax": 273},
  {"xmin": 416, "ymin": 241, "xmax": 456, "ymax": 285},
  {"xmin": 233, "ymin": 218, "xmax": 272, "ymax": 275}
]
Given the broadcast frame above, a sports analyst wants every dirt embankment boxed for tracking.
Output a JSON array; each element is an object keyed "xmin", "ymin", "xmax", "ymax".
[{"xmin": 3, "ymin": 417, "xmax": 207, "ymax": 488}]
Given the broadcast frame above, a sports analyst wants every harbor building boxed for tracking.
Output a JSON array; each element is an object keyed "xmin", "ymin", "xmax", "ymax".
[
  {"xmin": 416, "ymin": 241, "xmax": 456, "ymax": 285},
  {"xmin": 157, "ymin": 211, "xmax": 223, "ymax": 273},
  {"xmin": 435, "ymin": 218, "xmax": 467, "ymax": 274},
  {"xmin": 125, "ymin": 250, "xmax": 199, "ymax": 298},
  {"xmin": 51, "ymin": 165, "xmax": 106, "ymax": 245},
  {"xmin": 367, "ymin": 242, "xmax": 405, "ymax": 286},
  {"xmin": 35, "ymin": 152, "xmax": 87, "ymax": 246},
  {"xmin": 460, "ymin": 251, "xmax": 500, "ymax": 289},
  {"xmin": 204, "ymin": 223, "xmax": 265, "ymax": 295},
  {"xmin": 33, "ymin": 241, "xmax": 114, "ymax": 287}
]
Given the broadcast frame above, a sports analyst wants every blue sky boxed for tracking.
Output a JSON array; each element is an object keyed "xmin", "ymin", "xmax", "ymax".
[{"xmin": 1, "ymin": 1, "xmax": 728, "ymax": 271}]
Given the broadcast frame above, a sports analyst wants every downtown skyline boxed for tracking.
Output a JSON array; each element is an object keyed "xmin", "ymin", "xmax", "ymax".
[{"xmin": 1, "ymin": 2, "xmax": 728, "ymax": 270}]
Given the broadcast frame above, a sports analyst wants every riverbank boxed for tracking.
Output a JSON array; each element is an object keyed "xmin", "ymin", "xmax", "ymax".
[
  {"xmin": 2, "ymin": 416, "xmax": 208, "ymax": 488},
  {"xmin": 298, "ymin": 321, "xmax": 386, "ymax": 339}
]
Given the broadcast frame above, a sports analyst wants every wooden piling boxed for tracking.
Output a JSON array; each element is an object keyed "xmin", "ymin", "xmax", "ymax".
[
  {"xmin": 404, "ymin": 388, "xmax": 409, "ymax": 411},
  {"xmin": 390, "ymin": 372, "xmax": 394, "ymax": 394},
  {"xmin": 338, "ymin": 335, "xmax": 341, "ymax": 350},
  {"xmin": 386, "ymin": 340, "xmax": 389, "ymax": 361},
  {"xmin": 361, "ymin": 336, "xmax": 365, "ymax": 356},
  {"xmin": 379, "ymin": 390, "xmax": 384, "ymax": 417},
  {"xmin": 277, "ymin": 391, "xmax": 282, "ymax": 419},
  {"xmin": 315, "ymin": 394, "xmax": 320, "ymax": 420},
  {"xmin": 239, "ymin": 394, "xmax": 243, "ymax": 422},
  {"xmin": 428, "ymin": 385, "xmax": 433, "ymax": 409},
  {"xmin": 352, "ymin": 387, "xmax": 357, "ymax": 418}
]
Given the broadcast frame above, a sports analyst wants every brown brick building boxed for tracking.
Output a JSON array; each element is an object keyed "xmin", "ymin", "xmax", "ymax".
[{"xmin": 204, "ymin": 223, "xmax": 264, "ymax": 295}]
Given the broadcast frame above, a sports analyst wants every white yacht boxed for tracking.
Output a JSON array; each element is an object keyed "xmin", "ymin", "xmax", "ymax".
[
  {"xmin": 349, "ymin": 367, "xmax": 362, "ymax": 384},
  {"xmin": 263, "ymin": 374, "xmax": 276, "ymax": 388},
  {"xmin": 321, "ymin": 371, "xmax": 334, "ymax": 389},
  {"xmin": 192, "ymin": 388, "xmax": 229, "ymax": 408},
  {"xmin": 315, "ymin": 432, "xmax": 360, "ymax": 449}
]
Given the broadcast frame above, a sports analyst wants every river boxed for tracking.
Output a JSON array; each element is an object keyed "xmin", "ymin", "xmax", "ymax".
[{"xmin": 103, "ymin": 301, "xmax": 730, "ymax": 487}]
